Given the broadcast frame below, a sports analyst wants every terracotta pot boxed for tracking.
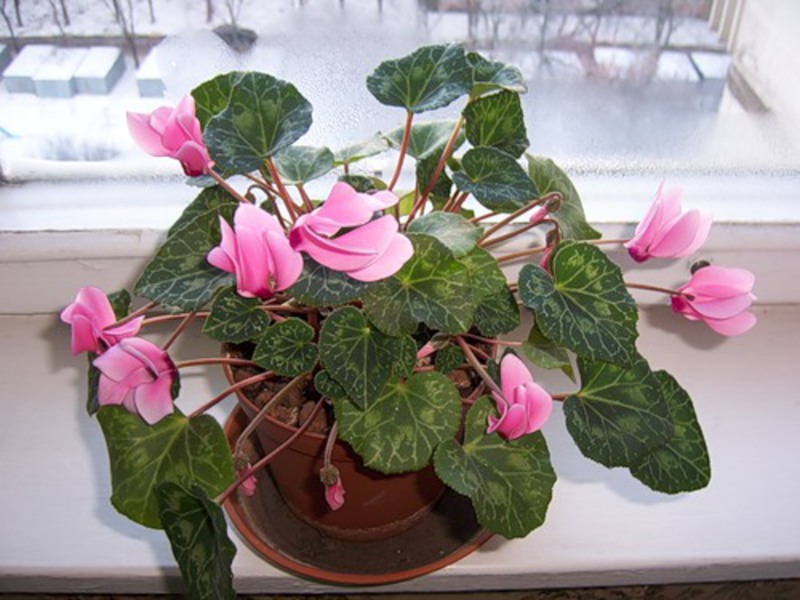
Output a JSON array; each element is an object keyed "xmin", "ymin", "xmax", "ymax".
[{"xmin": 222, "ymin": 359, "xmax": 445, "ymax": 542}]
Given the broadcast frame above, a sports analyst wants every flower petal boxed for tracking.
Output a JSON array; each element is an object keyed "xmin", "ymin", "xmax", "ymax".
[
  {"xmin": 499, "ymin": 353, "xmax": 534, "ymax": 400},
  {"xmin": 704, "ymin": 311, "xmax": 758, "ymax": 336},
  {"xmin": 134, "ymin": 375, "xmax": 175, "ymax": 425},
  {"xmin": 345, "ymin": 232, "xmax": 413, "ymax": 282},
  {"xmin": 126, "ymin": 111, "xmax": 169, "ymax": 157}
]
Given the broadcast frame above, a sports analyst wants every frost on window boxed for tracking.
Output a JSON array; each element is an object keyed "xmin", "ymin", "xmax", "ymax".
[{"xmin": 0, "ymin": 0, "xmax": 797, "ymax": 175}]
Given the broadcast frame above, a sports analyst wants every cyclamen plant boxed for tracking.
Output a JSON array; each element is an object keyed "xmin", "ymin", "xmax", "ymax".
[{"xmin": 62, "ymin": 44, "xmax": 756, "ymax": 598}]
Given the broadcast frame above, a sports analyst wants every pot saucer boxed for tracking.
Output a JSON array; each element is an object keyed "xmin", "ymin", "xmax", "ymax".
[{"xmin": 224, "ymin": 407, "xmax": 493, "ymax": 586}]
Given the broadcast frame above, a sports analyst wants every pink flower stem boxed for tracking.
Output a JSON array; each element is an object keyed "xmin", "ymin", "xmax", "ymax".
[
  {"xmin": 106, "ymin": 301, "xmax": 158, "ymax": 329},
  {"xmin": 188, "ymin": 370, "xmax": 274, "ymax": 419},
  {"xmin": 494, "ymin": 244, "xmax": 547, "ymax": 264},
  {"xmin": 626, "ymin": 281, "xmax": 692, "ymax": 299},
  {"xmin": 463, "ymin": 381, "xmax": 487, "ymax": 405},
  {"xmin": 296, "ymin": 183, "xmax": 315, "ymax": 214},
  {"xmin": 406, "ymin": 115, "xmax": 465, "ymax": 227},
  {"xmin": 590, "ymin": 238, "xmax": 629, "ymax": 246},
  {"xmin": 470, "ymin": 211, "xmax": 498, "ymax": 224},
  {"xmin": 454, "ymin": 335, "xmax": 504, "ymax": 398},
  {"xmin": 208, "ymin": 169, "xmax": 251, "ymax": 204},
  {"xmin": 462, "ymin": 332, "xmax": 523, "ymax": 347},
  {"xmin": 216, "ymin": 399, "xmax": 324, "ymax": 505},
  {"xmin": 161, "ymin": 312, "xmax": 196, "ymax": 351},
  {"xmin": 322, "ymin": 421, "xmax": 339, "ymax": 470},
  {"xmin": 480, "ymin": 220, "xmax": 542, "ymax": 250},
  {"xmin": 444, "ymin": 191, "xmax": 469, "ymax": 213},
  {"xmin": 264, "ymin": 159, "xmax": 301, "ymax": 221},
  {"xmin": 478, "ymin": 193, "xmax": 558, "ymax": 242},
  {"xmin": 233, "ymin": 374, "xmax": 307, "ymax": 457},
  {"xmin": 175, "ymin": 357, "xmax": 258, "ymax": 369},
  {"xmin": 388, "ymin": 110, "xmax": 414, "ymax": 193},
  {"xmin": 141, "ymin": 312, "xmax": 210, "ymax": 327}
]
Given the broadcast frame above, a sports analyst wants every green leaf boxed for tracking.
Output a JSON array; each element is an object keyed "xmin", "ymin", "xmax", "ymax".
[
  {"xmin": 202, "ymin": 71, "xmax": 313, "ymax": 173},
  {"xmin": 273, "ymin": 145, "xmax": 334, "ymax": 184},
  {"xmin": 319, "ymin": 306, "xmax": 399, "ymax": 409},
  {"xmin": 518, "ymin": 242, "xmax": 639, "ymax": 366},
  {"xmin": 385, "ymin": 120, "xmax": 464, "ymax": 160},
  {"xmin": 467, "ymin": 52, "xmax": 528, "ymax": 96},
  {"xmin": 107, "ymin": 289, "xmax": 132, "ymax": 319},
  {"xmin": 337, "ymin": 174, "xmax": 385, "ymax": 193},
  {"xmin": 463, "ymin": 91, "xmax": 528, "ymax": 158},
  {"xmin": 564, "ymin": 356, "xmax": 673, "ymax": 468},
  {"xmin": 334, "ymin": 372, "xmax": 462, "ymax": 473},
  {"xmin": 363, "ymin": 234, "xmax": 477, "ymax": 336},
  {"xmin": 366, "ymin": 43, "xmax": 472, "ymax": 113},
  {"xmin": 135, "ymin": 187, "xmax": 237, "ymax": 311},
  {"xmin": 416, "ymin": 153, "xmax": 453, "ymax": 200},
  {"xmin": 202, "ymin": 286, "xmax": 271, "ymax": 343},
  {"xmin": 156, "ymin": 483, "xmax": 236, "ymax": 600},
  {"xmin": 526, "ymin": 155, "xmax": 600, "ymax": 241},
  {"xmin": 407, "ymin": 212, "xmax": 481, "ymax": 258},
  {"xmin": 394, "ymin": 335, "xmax": 418, "ymax": 379},
  {"xmin": 434, "ymin": 397, "xmax": 556, "ymax": 538},
  {"xmin": 97, "ymin": 407, "xmax": 235, "ymax": 529},
  {"xmin": 520, "ymin": 322, "xmax": 575, "ymax": 381},
  {"xmin": 253, "ymin": 318, "xmax": 317, "ymax": 377},
  {"xmin": 458, "ymin": 246, "xmax": 506, "ymax": 301},
  {"xmin": 334, "ymin": 135, "xmax": 390, "ymax": 166},
  {"xmin": 287, "ymin": 256, "xmax": 372, "ymax": 307},
  {"xmin": 630, "ymin": 371, "xmax": 711, "ymax": 493},
  {"xmin": 474, "ymin": 286, "xmax": 520, "ymax": 338},
  {"xmin": 314, "ymin": 369, "xmax": 348, "ymax": 400},
  {"xmin": 192, "ymin": 73, "xmax": 235, "ymax": 129},
  {"xmin": 435, "ymin": 345, "xmax": 465, "ymax": 374},
  {"xmin": 452, "ymin": 147, "xmax": 539, "ymax": 213},
  {"xmin": 87, "ymin": 352, "xmax": 101, "ymax": 416}
]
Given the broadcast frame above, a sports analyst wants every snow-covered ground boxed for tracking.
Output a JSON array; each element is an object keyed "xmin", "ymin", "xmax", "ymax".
[{"xmin": 0, "ymin": 1, "xmax": 796, "ymax": 176}]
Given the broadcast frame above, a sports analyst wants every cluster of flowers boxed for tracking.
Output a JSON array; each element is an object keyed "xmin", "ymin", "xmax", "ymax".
[{"xmin": 63, "ymin": 95, "xmax": 757, "ymax": 492}]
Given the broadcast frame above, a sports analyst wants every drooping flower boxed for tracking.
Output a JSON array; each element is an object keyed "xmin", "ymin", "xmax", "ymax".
[
  {"xmin": 93, "ymin": 337, "xmax": 177, "ymax": 425},
  {"xmin": 60, "ymin": 287, "xmax": 143, "ymax": 356},
  {"xmin": 127, "ymin": 94, "xmax": 212, "ymax": 177},
  {"xmin": 671, "ymin": 265, "xmax": 757, "ymax": 336},
  {"xmin": 289, "ymin": 182, "xmax": 413, "ymax": 282},
  {"xmin": 207, "ymin": 202, "xmax": 304, "ymax": 299},
  {"xmin": 324, "ymin": 476, "xmax": 346, "ymax": 511},
  {"xmin": 625, "ymin": 185, "xmax": 712, "ymax": 263},
  {"xmin": 488, "ymin": 353, "xmax": 553, "ymax": 441},
  {"xmin": 240, "ymin": 473, "xmax": 257, "ymax": 497}
]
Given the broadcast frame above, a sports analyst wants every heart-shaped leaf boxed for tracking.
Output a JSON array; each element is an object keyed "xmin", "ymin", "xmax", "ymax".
[
  {"xmin": 192, "ymin": 72, "xmax": 236, "ymax": 129},
  {"xmin": 202, "ymin": 71, "xmax": 313, "ymax": 173},
  {"xmin": 434, "ymin": 397, "xmax": 556, "ymax": 538},
  {"xmin": 407, "ymin": 212, "xmax": 481, "ymax": 258},
  {"xmin": 630, "ymin": 371, "xmax": 711, "ymax": 493},
  {"xmin": 452, "ymin": 147, "xmax": 539, "ymax": 213},
  {"xmin": 458, "ymin": 246, "xmax": 506, "ymax": 300},
  {"xmin": 334, "ymin": 135, "xmax": 390, "ymax": 166},
  {"xmin": 319, "ymin": 306, "xmax": 400, "ymax": 409},
  {"xmin": 156, "ymin": 483, "xmax": 236, "ymax": 600},
  {"xmin": 97, "ymin": 407, "xmax": 235, "ymax": 529},
  {"xmin": 287, "ymin": 256, "xmax": 372, "ymax": 307},
  {"xmin": 565, "ymin": 356, "xmax": 673, "ymax": 468},
  {"xmin": 519, "ymin": 241, "xmax": 638, "ymax": 366},
  {"xmin": 203, "ymin": 286, "xmax": 271, "ymax": 343},
  {"xmin": 393, "ymin": 335, "xmax": 418, "ymax": 379},
  {"xmin": 273, "ymin": 145, "xmax": 334, "ymax": 184},
  {"xmin": 474, "ymin": 286, "xmax": 520, "ymax": 337},
  {"xmin": 366, "ymin": 44, "xmax": 472, "ymax": 113},
  {"xmin": 135, "ymin": 187, "xmax": 237, "ymax": 311},
  {"xmin": 334, "ymin": 372, "xmax": 462, "ymax": 473},
  {"xmin": 467, "ymin": 52, "xmax": 527, "ymax": 96},
  {"xmin": 314, "ymin": 369, "xmax": 348, "ymax": 400},
  {"xmin": 385, "ymin": 120, "xmax": 464, "ymax": 160},
  {"xmin": 253, "ymin": 318, "xmax": 317, "ymax": 377},
  {"xmin": 526, "ymin": 155, "xmax": 600, "ymax": 241},
  {"xmin": 416, "ymin": 153, "xmax": 453, "ymax": 200},
  {"xmin": 435, "ymin": 345, "xmax": 465, "ymax": 374},
  {"xmin": 363, "ymin": 234, "xmax": 477, "ymax": 336},
  {"xmin": 520, "ymin": 322, "xmax": 575, "ymax": 381},
  {"xmin": 463, "ymin": 91, "xmax": 529, "ymax": 158}
]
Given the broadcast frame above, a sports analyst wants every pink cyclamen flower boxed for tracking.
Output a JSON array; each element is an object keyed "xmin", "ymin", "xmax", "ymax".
[
  {"xmin": 625, "ymin": 185, "xmax": 712, "ymax": 263},
  {"xmin": 324, "ymin": 476, "xmax": 346, "ymax": 511},
  {"xmin": 240, "ymin": 473, "xmax": 257, "ymax": 497},
  {"xmin": 208, "ymin": 203, "xmax": 304, "ymax": 299},
  {"xmin": 93, "ymin": 337, "xmax": 177, "ymax": 425},
  {"xmin": 671, "ymin": 265, "xmax": 757, "ymax": 336},
  {"xmin": 488, "ymin": 353, "xmax": 553, "ymax": 441},
  {"xmin": 127, "ymin": 94, "xmax": 212, "ymax": 177},
  {"xmin": 289, "ymin": 182, "xmax": 413, "ymax": 282},
  {"xmin": 60, "ymin": 287, "xmax": 143, "ymax": 356}
]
